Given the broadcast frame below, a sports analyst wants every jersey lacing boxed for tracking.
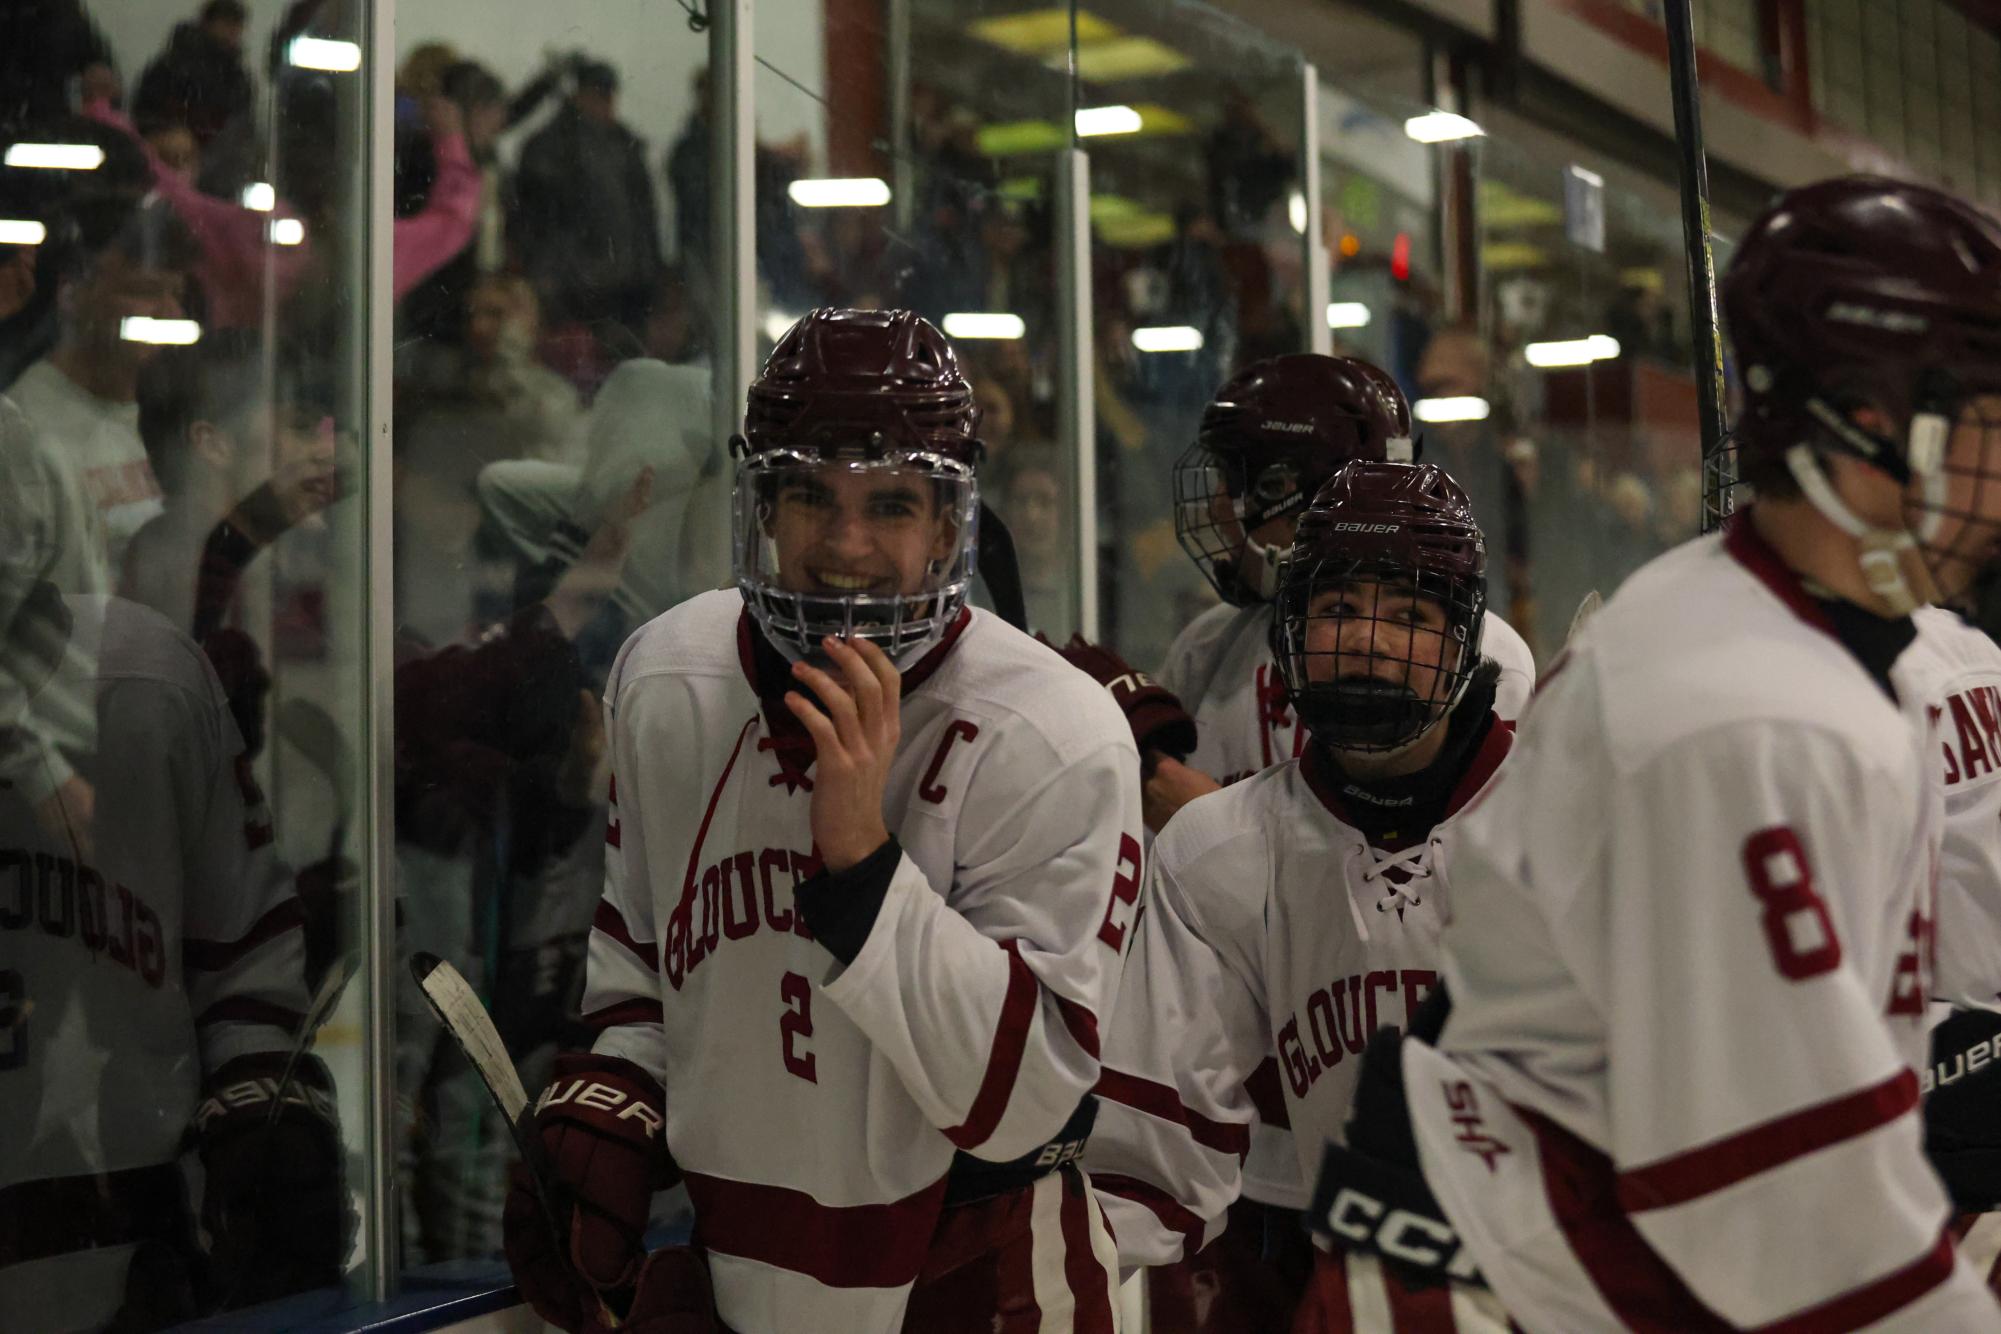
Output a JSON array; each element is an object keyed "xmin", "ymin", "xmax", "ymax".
[{"xmin": 1345, "ymin": 837, "xmax": 1439, "ymax": 941}]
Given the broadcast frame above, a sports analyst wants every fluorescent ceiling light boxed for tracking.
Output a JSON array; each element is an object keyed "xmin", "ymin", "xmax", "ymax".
[
  {"xmin": 4, "ymin": 142, "xmax": 104, "ymax": 170},
  {"xmin": 287, "ymin": 36, "xmax": 361, "ymax": 72},
  {"xmin": 1288, "ymin": 192, "xmax": 1307, "ymax": 235},
  {"xmin": 269, "ymin": 218, "xmax": 305, "ymax": 246},
  {"xmin": 942, "ymin": 313, "xmax": 1025, "ymax": 340},
  {"xmin": 1132, "ymin": 325, "xmax": 1203, "ymax": 353},
  {"xmin": 0, "ymin": 219, "xmax": 48, "ymax": 245},
  {"xmin": 1326, "ymin": 302, "xmax": 1372, "ymax": 329},
  {"xmin": 121, "ymin": 316, "xmax": 202, "ymax": 346},
  {"xmin": 1404, "ymin": 110, "xmax": 1484, "ymax": 144},
  {"xmin": 1413, "ymin": 396, "xmax": 1490, "ymax": 423},
  {"xmin": 241, "ymin": 182, "xmax": 275, "ymax": 211},
  {"xmin": 762, "ymin": 311, "xmax": 799, "ymax": 343},
  {"xmin": 788, "ymin": 177, "xmax": 890, "ymax": 207},
  {"xmin": 1075, "ymin": 105, "xmax": 1143, "ymax": 137},
  {"xmin": 1066, "ymin": 36, "xmax": 1190, "ymax": 80},
  {"xmin": 1524, "ymin": 334, "xmax": 1620, "ymax": 368}
]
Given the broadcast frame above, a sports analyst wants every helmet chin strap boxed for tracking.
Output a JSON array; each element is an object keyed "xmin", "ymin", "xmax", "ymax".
[
  {"xmin": 1783, "ymin": 412, "xmax": 1950, "ymax": 615},
  {"xmin": 1240, "ymin": 534, "xmax": 1288, "ymax": 601}
]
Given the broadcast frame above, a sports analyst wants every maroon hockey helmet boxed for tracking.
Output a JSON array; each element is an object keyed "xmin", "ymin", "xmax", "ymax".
[
  {"xmin": 1176, "ymin": 353, "xmax": 1417, "ymax": 607},
  {"xmin": 741, "ymin": 306, "xmax": 983, "ymax": 464},
  {"xmin": 1269, "ymin": 461, "xmax": 1487, "ymax": 753},
  {"xmin": 1724, "ymin": 176, "xmax": 2001, "ymax": 603},
  {"xmin": 733, "ymin": 309, "xmax": 984, "ymax": 664}
]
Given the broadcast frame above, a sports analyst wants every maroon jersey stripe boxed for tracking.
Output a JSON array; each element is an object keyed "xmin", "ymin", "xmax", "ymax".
[
  {"xmin": 591, "ymin": 899, "xmax": 658, "ymax": 971},
  {"xmin": 944, "ymin": 939, "xmax": 1040, "ymax": 1151},
  {"xmin": 681, "ymin": 1171, "xmax": 947, "ymax": 1289},
  {"xmin": 1615, "ymin": 1069, "xmax": 1918, "ymax": 1213},
  {"xmin": 1091, "ymin": 1172, "xmax": 1205, "ymax": 1261},
  {"xmin": 183, "ymin": 898, "xmax": 303, "ymax": 971},
  {"xmin": 1094, "ymin": 1066, "xmax": 1251, "ymax": 1159},
  {"xmin": 1060, "ymin": 1171, "xmax": 1117, "ymax": 1331}
]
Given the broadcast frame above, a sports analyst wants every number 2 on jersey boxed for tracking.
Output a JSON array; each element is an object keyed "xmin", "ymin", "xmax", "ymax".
[
  {"xmin": 779, "ymin": 971, "xmax": 817, "ymax": 1083},
  {"xmin": 1740, "ymin": 826, "xmax": 1841, "ymax": 980},
  {"xmin": 1096, "ymin": 834, "xmax": 1144, "ymax": 952}
]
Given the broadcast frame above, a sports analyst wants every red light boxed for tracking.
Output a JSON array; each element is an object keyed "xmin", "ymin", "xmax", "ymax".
[{"xmin": 1391, "ymin": 232, "xmax": 1411, "ymax": 282}]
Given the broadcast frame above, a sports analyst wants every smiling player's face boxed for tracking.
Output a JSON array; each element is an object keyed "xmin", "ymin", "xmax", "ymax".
[{"xmin": 768, "ymin": 466, "xmax": 958, "ymax": 599}]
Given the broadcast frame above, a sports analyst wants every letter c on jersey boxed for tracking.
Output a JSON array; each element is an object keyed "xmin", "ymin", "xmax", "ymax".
[{"xmin": 919, "ymin": 720, "xmax": 980, "ymax": 805}]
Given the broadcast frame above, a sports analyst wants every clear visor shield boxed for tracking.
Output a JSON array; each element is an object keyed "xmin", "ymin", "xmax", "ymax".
[
  {"xmin": 1273, "ymin": 559, "xmax": 1482, "ymax": 753},
  {"xmin": 734, "ymin": 452, "xmax": 979, "ymax": 665}
]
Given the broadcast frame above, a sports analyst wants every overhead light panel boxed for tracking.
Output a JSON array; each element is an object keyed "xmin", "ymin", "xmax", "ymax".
[
  {"xmin": 788, "ymin": 177, "xmax": 890, "ymax": 207},
  {"xmin": 970, "ymin": 9, "xmax": 1119, "ymax": 56},
  {"xmin": 241, "ymin": 182, "xmax": 275, "ymax": 211},
  {"xmin": 942, "ymin": 313, "xmax": 1026, "ymax": 340},
  {"xmin": 1288, "ymin": 192, "xmax": 1307, "ymax": 235},
  {"xmin": 1413, "ymin": 396, "xmax": 1490, "ymax": 423},
  {"xmin": 1075, "ymin": 105, "xmax": 1143, "ymax": 137},
  {"xmin": 1066, "ymin": 36, "xmax": 1190, "ymax": 80},
  {"xmin": 1132, "ymin": 325, "xmax": 1203, "ymax": 353},
  {"xmin": 287, "ymin": 36, "xmax": 362, "ymax": 72},
  {"xmin": 1404, "ymin": 110, "xmax": 1484, "ymax": 144},
  {"xmin": 121, "ymin": 316, "xmax": 202, "ymax": 346},
  {"xmin": 1525, "ymin": 334, "xmax": 1621, "ymax": 368},
  {"xmin": 1326, "ymin": 302, "xmax": 1371, "ymax": 329},
  {"xmin": 4, "ymin": 142, "xmax": 104, "ymax": 170},
  {"xmin": 269, "ymin": 218, "xmax": 305, "ymax": 246},
  {"xmin": 0, "ymin": 219, "xmax": 47, "ymax": 245}
]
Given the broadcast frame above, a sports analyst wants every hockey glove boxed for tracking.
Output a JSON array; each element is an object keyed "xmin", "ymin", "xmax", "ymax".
[
  {"xmin": 503, "ymin": 1053, "xmax": 676, "ymax": 1331},
  {"xmin": 195, "ymin": 1051, "xmax": 354, "ymax": 1307},
  {"xmin": 1925, "ymin": 1007, "xmax": 2001, "ymax": 1210},
  {"xmin": 1308, "ymin": 988, "xmax": 1485, "ymax": 1291},
  {"xmin": 1042, "ymin": 634, "xmax": 1197, "ymax": 764}
]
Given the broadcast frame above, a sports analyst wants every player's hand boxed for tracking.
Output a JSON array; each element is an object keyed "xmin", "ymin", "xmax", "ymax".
[
  {"xmin": 785, "ymin": 636, "xmax": 899, "ymax": 872},
  {"xmin": 504, "ymin": 1054, "xmax": 673, "ymax": 1331},
  {"xmin": 1142, "ymin": 755, "xmax": 1221, "ymax": 833}
]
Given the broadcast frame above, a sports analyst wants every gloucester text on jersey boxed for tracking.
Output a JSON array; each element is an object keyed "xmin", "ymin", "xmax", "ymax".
[
  {"xmin": 0, "ymin": 848, "xmax": 167, "ymax": 987},
  {"xmin": 664, "ymin": 846, "xmax": 824, "ymax": 988},
  {"xmin": 1276, "ymin": 968, "xmax": 1437, "ymax": 1097}
]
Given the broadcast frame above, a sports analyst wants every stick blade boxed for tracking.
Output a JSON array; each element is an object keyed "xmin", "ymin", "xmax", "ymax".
[{"xmin": 409, "ymin": 951, "xmax": 530, "ymax": 1123}]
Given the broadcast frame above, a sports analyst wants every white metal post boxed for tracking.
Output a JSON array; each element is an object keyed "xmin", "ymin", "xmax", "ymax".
[
  {"xmin": 1055, "ymin": 147, "xmax": 1098, "ymax": 641},
  {"xmin": 362, "ymin": 0, "xmax": 398, "ymax": 1303},
  {"xmin": 712, "ymin": 0, "xmax": 758, "ymax": 452},
  {"xmin": 1303, "ymin": 63, "xmax": 1331, "ymax": 356}
]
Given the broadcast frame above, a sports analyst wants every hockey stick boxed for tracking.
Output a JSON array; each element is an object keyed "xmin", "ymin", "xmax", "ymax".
[
  {"xmin": 976, "ymin": 501, "xmax": 1030, "ymax": 632},
  {"xmin": 408, "ymin": 952, "xmax": 625, "ymax": 1327}
]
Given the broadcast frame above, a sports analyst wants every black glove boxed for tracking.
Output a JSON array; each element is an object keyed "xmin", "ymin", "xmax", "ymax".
[
  {"xmin": 1925, "ymin": 1007, "xmax": 2001, "ymax": 1210},
  {"xmin": 1040, "ymin": 634, "xmax": 1198, "ymax": 763},
  {"xmin": 1307, "ymin": 985, "xmax": 1483, "ymax": 1290},
  {"xmin": 195, "ymin": 1052, "xmax": 354, "ymax": 1308}
]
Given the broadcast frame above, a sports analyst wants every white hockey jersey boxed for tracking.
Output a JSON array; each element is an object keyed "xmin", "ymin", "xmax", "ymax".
[
  {"xmin": 0, "ymin": 595, "xmax": 308, "ymax": 1332},
  {"xmin": 583, "ymin": 590, "xmax": 1143, "ymax": 1334},
  {"xmin": 1153, "ymin": 600, "xmax": 1533, "ymax": 1211},
  {"xmin": 1399, "ymin": 519, "xmax": 1999, "ymax": 1331},
  {"xmin": 1905, "ymin": 605, "xmax": 2001, "ymax": 1008},
  {"xmin": 1084, "ymin": 720, "xmax": 1514, "ymax": 1332}
]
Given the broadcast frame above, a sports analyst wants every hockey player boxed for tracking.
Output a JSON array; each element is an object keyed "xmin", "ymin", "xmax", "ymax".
[
  {"xmin": 1306, "ymin": 177, "xmax": 2001, "ymax": 1331},
  {"xmin": 1083, "ymin": 459, "xmax": 1512, "ymax": 1332},
  {"xmin": 500, "ymin": 309, "xmax": 1143, "ymax": 1333},
  {"xmin": 1145, "ymin": 353, "xmax": 1535, "ymax": 829},
  {"xmin": 0, "ymin": 589, "xmax": 348, "ymax": 1331},
  {"xmin": 1052, "ymin": 354, "xmax": 1533, "ymax": 1331}
]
